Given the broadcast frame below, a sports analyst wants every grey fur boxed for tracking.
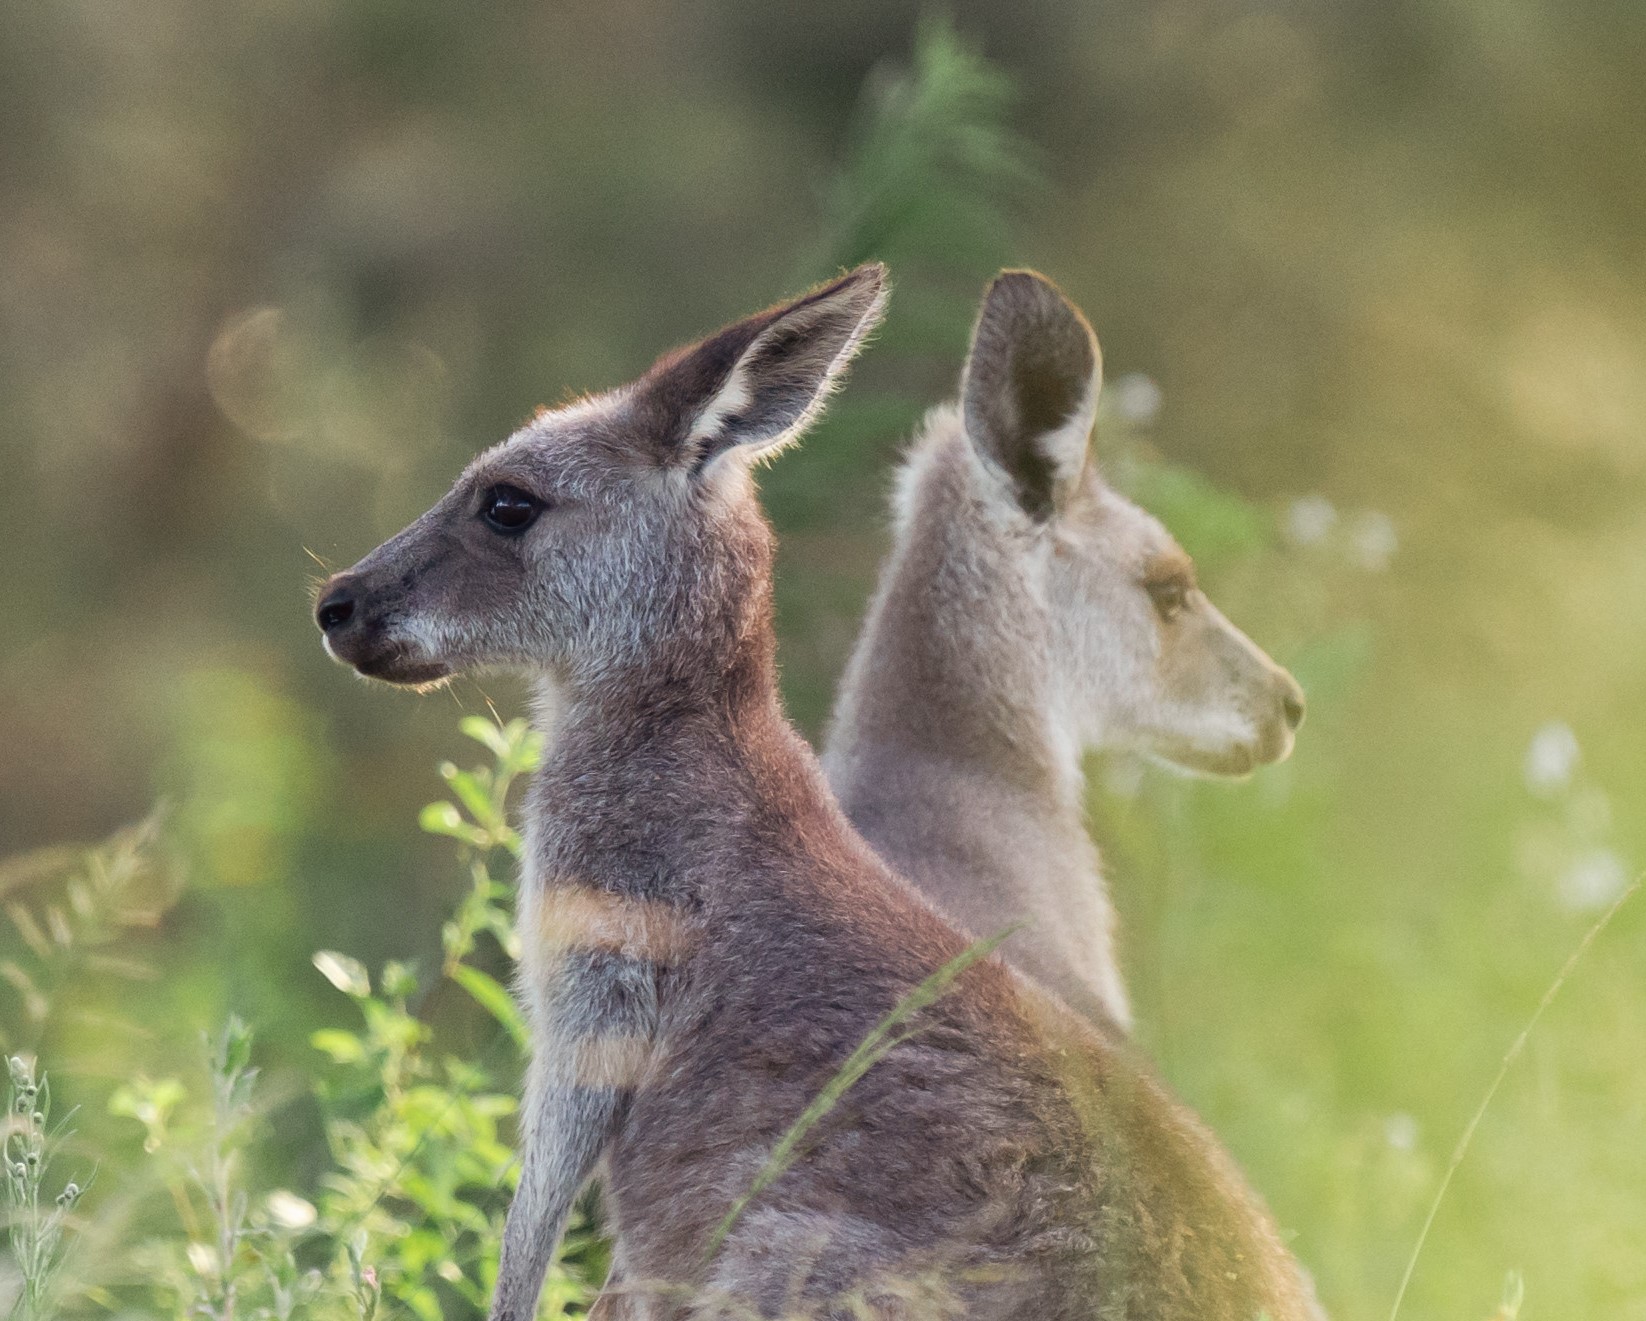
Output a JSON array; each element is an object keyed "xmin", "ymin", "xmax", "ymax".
[
  {"xmin": 824, "ymin": 271, "xmax": 1305, "ymax": 1028},
  {"xmin": 316, "ymin": 266, "xmax": 1318, "ymax": 1320}
]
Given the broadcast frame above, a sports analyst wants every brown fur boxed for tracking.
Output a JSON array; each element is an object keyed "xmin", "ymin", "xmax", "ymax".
[{"xmin": 315, "ymin": 267, "xmax": 1318, "ymax": 1319}]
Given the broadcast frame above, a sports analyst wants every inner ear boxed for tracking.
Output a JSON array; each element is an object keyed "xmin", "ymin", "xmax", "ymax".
[
  {"xmin": 962, "ymin": 270, "xmax": 1102, "ymax": 521},
  {"xmin": 636, "ymin": 264, "xmax": 888, "ymax": 472}
]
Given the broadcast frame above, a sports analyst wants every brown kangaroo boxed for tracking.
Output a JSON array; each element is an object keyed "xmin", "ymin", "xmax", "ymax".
[
  {"xmin": 824, "ymin": 271, "xmax": 1305, "ymax": 1030},
  {"xmin": 315, "ymin": 266, "xmax": 1319, "ymax": 1320}
]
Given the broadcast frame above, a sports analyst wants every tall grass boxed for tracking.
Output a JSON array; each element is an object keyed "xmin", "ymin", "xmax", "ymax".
[{"xmin": 1387, "ymin": 877, "xmax": 1641, "ymax": 1321}]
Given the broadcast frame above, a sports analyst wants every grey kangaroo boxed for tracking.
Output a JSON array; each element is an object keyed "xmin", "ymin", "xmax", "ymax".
[
  {"xmin": 316, "ymin": 266, "xmax": 1318, "ymax": 1319},
  {"xmin": 825, "ymin": 271, "xmax": 1305, "ymax": 1030}
]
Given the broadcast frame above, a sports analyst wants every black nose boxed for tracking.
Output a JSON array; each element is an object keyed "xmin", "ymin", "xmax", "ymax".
[
  {"xmin": 1281, "ymin": 687, "xmax": 1306, "ymax": 731},
  {"xmin": 316, "ymin": 584, "xmax": 357, "ymax": 634}
]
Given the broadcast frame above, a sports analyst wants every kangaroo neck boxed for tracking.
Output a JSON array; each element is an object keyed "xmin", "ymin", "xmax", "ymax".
[
  {"xmin": 830, "ymin": 466, "xmax": 1080, "ymax": 802},
  {"xmin": 525, "ymin": 631, "xmax": 803, "ymax": 895}
]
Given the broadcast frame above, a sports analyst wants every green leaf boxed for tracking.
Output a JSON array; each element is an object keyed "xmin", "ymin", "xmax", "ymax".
[
  {"xmin": 459, "ymin": 715, "xmax": 512, "ymax": 761},
  {"xmin": 444, "ymin": 768, "xmax": 499, "ymax": 831},
  {"xmin": 420, "ymin": 800, "xmax": 490, "ymax": 849},
  {"xmin": 309, "ymin": 1029, "xmax": 366, "ymax": 1063},
  {"xmin": 380, "ymin": 960, "xmax": 420, "ymax": 1000},
  {"xmin": 449, "ymin": 965, "xmax": 528, "ymax": 1053},
  {"xmin": 218, "ymin": 1013, "xmax": 254, "ymax": 1077},
  {"xmin": 419, "ymin": 801, "xmax": 464, "ymax": 835}
]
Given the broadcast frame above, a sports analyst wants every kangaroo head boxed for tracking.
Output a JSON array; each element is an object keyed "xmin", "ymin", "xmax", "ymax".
[
  {"xmin": 959, "ymin": 270, "xmax": 1303, "ymax": 777},
  {"xmin": 315, "ymin": 265, "xmax": 888, "ymax": 692}
]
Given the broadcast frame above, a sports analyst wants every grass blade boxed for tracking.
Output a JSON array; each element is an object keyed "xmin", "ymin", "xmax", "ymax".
[
  {"xmin": 703, "ymin": 927, "xmax": 1017, "ymax": 1266},
  {"xmin": 1388, "ymin": 876, "xmax": 1640, "ymax": 1321}
]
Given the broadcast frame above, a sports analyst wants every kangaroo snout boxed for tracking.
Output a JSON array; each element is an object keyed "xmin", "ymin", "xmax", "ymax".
[
  {"xmin": 315, "ymin": 578, "xmax": 358, "ymax": 635},
  {"xmin": 314, "ymin": 570, "xmax": 451, "ymax": 686},
  {"xmin": 1254, "ymin": 666, "xmax": 1306, "ymax": 767},
  {"xmin": 1280, "ymin": 673, "xmax": 1306, "ymax": 732}
]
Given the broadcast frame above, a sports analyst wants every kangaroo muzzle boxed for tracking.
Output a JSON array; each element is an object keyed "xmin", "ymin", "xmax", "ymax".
[{"xmin": 315, "ymin": 569, "xmax": 453, "ymax": 686}]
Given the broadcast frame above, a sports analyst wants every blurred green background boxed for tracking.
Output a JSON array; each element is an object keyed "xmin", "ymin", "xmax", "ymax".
[{"xmin": 2, "ymin": 2, "xmax": 1644, "ymax": 1317}]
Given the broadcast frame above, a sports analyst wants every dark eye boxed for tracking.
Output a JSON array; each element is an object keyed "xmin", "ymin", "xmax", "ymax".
[
  {"xmin": 1145, "ymin": 576, "xmax": 1192, "ymax": 622},
  {"xmin": 479, "ymin": 484, "xmax": 543, "ymax": 535}
]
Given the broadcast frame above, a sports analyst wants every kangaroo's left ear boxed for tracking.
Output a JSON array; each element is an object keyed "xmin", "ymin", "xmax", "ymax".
[
  {"xmin": 962, "ymin": 270, "xmax": 1102, "ymax": 521},
  {"xmin": 638, "ymin": 263, "xmax": 888, "ymax": 473}
]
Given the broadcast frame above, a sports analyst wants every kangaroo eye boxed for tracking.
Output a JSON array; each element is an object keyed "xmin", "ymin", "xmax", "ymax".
[
  {"xmin": 1146, "ymin": 576, "xmax": 1192, "ymax": 622},
  {"xmin": 480, "ymin": 484, "xmax": 543, "ymax": 535}
]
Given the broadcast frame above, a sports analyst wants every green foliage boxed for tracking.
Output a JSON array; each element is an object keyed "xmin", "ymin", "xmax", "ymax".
[
  {"xmin": 811, "ymin": 15, "xmax": 1041, "ymax": 350},
  {"xmin": 305, "ymin": 715, "xmax": 595, "ymax": 1320},
  {"xmin": 4, "ymin": 1057, "xmax": 89, "ymax": 1321},
  {"xmin": 18, "ymin": 717, "xmax": 597, "ymax": 1320},
  {"xmin": 0, "ymin": 815, "xmax": 184, "ymax": 1053},
  {"xmin": 428, "ymin": 717, "xmax": 542, "ymax": 981},
  {"xmin": 5, "ymin": 11, "xmax": 1646, "ymax": 1319},
  {"xmin": 0, "ymin": 717, "xmax": 593, "ymax": 1318},
  {"xmin": 766, "ymin": 17, "xmax": 1049, "ymax": 726},
  {"xmin": 113, "ymin": 1017, "xmax": 363, "ymax": 1319}
]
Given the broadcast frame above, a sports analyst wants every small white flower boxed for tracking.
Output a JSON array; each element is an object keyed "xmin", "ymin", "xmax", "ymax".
[
  {"xmin": 265, "ymin": 1189, "xmax": 318, "ymax": 1229},
  {"xmin": 1557, "ymin": 848, "xmax": 1630, "ymax": 912},
  {"xmin": 1110, "ymin": 373, "xmax": 1163, "ymax": 426},
  {"xmin": 1347, "ymin": 510, "xmax": 1398, "ymax": 571},
  {"xmin": 312, "ymin": 950, "xmax": 371, "ymax": 998},
  {"xmin": 1284, "ymin": 495, "xmax": 1338, "ymax": 547},
  {"xmin": 1384, "ymin": 1112, "xmax": 1419, "ymax": 1152},
  {"xmin": 1524, "ymin": 721, "xmax": 1580, "ymax": 798}
]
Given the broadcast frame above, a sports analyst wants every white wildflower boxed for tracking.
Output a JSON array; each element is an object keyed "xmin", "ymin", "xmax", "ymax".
[
  {"xmin": 1523, "ymin": 722, "xmax": 1580, "ymax": 798},
  {"xmin": 1347, "ymin": 509, "xmax": 1398, "ymax": 571},
  {"xmin": 265, "ymin": 1189, "xmax": 318, "ymax": 1230},
  {"xmin": 1384, "ymin": 1112, "xmax": 1419, "ymax": 1152},
  {"xmin": 1557, "ymin": 848, "xmax": 1629, "ymax": 912},
  {"xmin": 1109, "ymin": 373, "xmax": 1163, "ymax": 426},
  {"xmin": 1284, "ymin": 495, "xmax": 1337, "ymax": 547}
]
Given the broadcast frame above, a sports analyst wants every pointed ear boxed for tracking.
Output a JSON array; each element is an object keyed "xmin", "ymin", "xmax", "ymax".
[
  {"xmin": 637, "ymin": 263, "xmax": 888, "ymax": 472},
  {"xmin": 961, "ymin": 270, "xmax": 1102, "ymax": 521}
]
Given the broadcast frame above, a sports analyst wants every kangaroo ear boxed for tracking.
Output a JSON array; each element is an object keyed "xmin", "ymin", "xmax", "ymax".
[
  {"xmin": 961, "ymin": 270, "xmax": 1101, "ymax": 521},
  {"xmin": 638, "ymin": 264, "xmax": 888, "ymax": 472}
]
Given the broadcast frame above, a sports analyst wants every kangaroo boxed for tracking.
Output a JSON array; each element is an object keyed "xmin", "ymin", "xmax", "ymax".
[
  {"xmin": 824, "ymin": 271, "xmax": 1305, "ymax": 1031},
  {"xmin": 315, "ymin": 266, "xmax": 1318, "ymax": 1320}
]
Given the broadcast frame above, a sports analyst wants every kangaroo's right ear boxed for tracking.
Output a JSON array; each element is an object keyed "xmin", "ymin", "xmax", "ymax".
[
  {"xmin": 962, "ymin": 270, "xmax": 1102, "ymax": 521},
  {"xmin": 636, "ymin": 264, "xmax": 888, "ymax": 474}
]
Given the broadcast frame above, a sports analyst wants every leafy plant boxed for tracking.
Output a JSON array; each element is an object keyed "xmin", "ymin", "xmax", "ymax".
[
  {"xmin": 92, "ymin": 718, "xmax": 591, "ymax": 1320},
  {"xmin": 3, "ymin": 1056, "xmax": 89, "ymax": 1321},
  {"xmin": 307, "ymin": 716, "xmax": 597, "ymax": 1320},
  {"xmin": 108, "ymin": 1020, "xmax": 327, "ymax": 1321},
  {"xmin": 811, "ymin": 14, "xmax": 1040, "ymax": 341}
]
